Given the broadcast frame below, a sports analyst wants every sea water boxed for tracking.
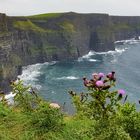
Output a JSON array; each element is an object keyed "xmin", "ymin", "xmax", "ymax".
[{"xmin": 18, "ymin": 39, "xmax": 140, "ymax": 114}]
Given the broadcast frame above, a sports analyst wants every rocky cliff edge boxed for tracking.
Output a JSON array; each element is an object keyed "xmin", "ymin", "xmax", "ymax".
[{"xmin": 1, "ymin": 12, "xmax": 140, "ymax": 92}]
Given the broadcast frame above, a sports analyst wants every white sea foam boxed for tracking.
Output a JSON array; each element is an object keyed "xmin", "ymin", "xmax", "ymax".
[
  {"xmin": 115, "ymin": 48, "xmax": 126, "ymax": 53},
  {"xmin": 88, "ymin": 59, "xmax": 99, "ymax": 62},
  {"xmin": 0, "ymin": 92, "xmax": 16, "ymax": 105},
  {"xmin": 79, "ymin": 49, "xmax": 121, "ymax": 58},
  {"xmin": 115, "ymin": 38, "xmax": 140, "ymax": 45},
  {"xmin": 77, "ymin": 41, "xmax": 132, "ymax": 63},
  {"xmin": 82, "ymin": 51, "xmax": 95, "ymax": 59},
  {"xmin": 78, "ymin": 57, "xmax": 99, "ymax": 62},
  {"xmin": 78, "ymin": 49, "xmax": 121, "ymax": 62},
  {"xmin": 56, "ymin": 76, "xmax": 79, "ymax": 80},
  {"xmin": 79, "ymin": 38, "xmax": 137, "ymax": 60},
  {"xmin": 78, "ymin": 51, "xmax": 100, "ymax": 62},
  {"xmin": 18, "ymin": 61, "xmax": 57, "ymax": 89},
  {"xmin": 5, "ymin": 92, "xmax": 16, "ymax": 100}
]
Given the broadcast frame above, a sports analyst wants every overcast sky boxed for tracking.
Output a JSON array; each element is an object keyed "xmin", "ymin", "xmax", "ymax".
[{"xmin": 0, "ymin": 0, "xmax": 140, "ymax": 16}]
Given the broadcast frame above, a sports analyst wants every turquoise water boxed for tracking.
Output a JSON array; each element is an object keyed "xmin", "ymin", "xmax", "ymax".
[{"xmin": 19, "ymin": 39, "xmax": 140, "ymax": 114}]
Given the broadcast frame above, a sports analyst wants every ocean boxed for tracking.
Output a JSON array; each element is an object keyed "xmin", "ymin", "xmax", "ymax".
[{"xmin": 18, "ymin": 38, "xmax": 140, "ymax": 114}]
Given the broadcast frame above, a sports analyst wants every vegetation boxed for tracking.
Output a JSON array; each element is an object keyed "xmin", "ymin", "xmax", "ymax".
[
  {"xmin": 28, "ymin": 13, "xmax": 63, "ymax": 19},
  {"xmin": 59, "ymin": 21, "xmax": 76, "ymax": 33},
  {"xmin": 13, "ymin": 20, "xmax": 46, "ymax": 32},
  {"xmin": 0, "ymin": 71, "xmax": 140, "ymax": 139}
]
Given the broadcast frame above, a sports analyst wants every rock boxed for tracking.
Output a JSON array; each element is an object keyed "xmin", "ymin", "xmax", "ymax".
[
  {"xmin": 49, "ymin": 103, "xmax": 60, "ymax": 109},
  {"xmin": 1, "ymin": 12, "xmax": 140, "ymax": 92}
]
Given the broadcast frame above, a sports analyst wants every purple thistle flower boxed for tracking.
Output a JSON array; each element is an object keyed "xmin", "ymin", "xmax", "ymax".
[
  {"xmin": 83, "ymin": 77, "xmax": 89, "ymax": 87},
  {"xmin": 96, "ymin": 80, "xmax": 104, "ymax": 87},
  {"xmin": 92, "ymin": 73, "xmax": 98, "ymax": 76},
  {"xmin": 92, "ymin": 73, "xmax": 99, "ymax": 81},
  {"xmin": 107, "ymin": 72, "xmax": 112, "ymax": 78},
  {"xmin": 98, "ymin": 72, "xmax": 105, "ymax": 78},
  {"xmin": 118, "ymin": 89, "xmax": 125, "ymax": 95}
]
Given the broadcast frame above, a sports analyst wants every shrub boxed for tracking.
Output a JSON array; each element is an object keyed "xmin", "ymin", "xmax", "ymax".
[
  {"xmin": 1, "ymin": 71, "xmax": 140, "ymax": 139},
  {"xmin": 90, "ymin": 118, "xmax": 132, "ymax": 140},
  {"xmin": 70, "ymin": 71, "xmax": 127, "ymax": 120},
  {"xmin": 29, "ymin": 100, "xmax": 63, "ymax": 134},
  {"xmin": 11, "ymin": 80, "xmax": 39, "ymax": 112},
  {"xmin": 69, "ymin": 71, "xmax": 140, "ymax": 139},
  {"xmin": 116, "ymin": 103, "xmax": 140, "ymax": 140},
  {"xmin": 10, "ymin": 80, "xmax": 64, "ymax": 135}
]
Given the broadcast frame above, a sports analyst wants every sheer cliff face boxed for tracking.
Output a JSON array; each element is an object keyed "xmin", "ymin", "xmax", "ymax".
[{"xmin": 1, "ymin": 12, "xmax": 140, "ymax": 92}]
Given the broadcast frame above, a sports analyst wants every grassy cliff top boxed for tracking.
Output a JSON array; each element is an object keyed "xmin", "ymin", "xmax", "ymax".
[
  {"xmin": 27, "ymin": 13, "xmax": 63, "ymax": 19},
  {"xmin": 13, "ymin": 19, "xmax": 46, "ymax": 32}
]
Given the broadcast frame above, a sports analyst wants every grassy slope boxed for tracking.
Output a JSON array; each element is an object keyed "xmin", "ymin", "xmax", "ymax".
[
  {"xmin": 13, "ymin": 13, "xmax": 76, "ymax": 33},
  {"xmin": 13, "ymin": 20, "xmax": 46, "ymax": 32},
  {"xmin": 27, "ymin": 13, "xmax": 63, "ymax": 19},
  {"xmin": 0, "ymin": 107, "xmax": 92, "ymax": 140},
  {"xmin": 1, "ymin": 101, "xmax": 139, "ymax": 140}
]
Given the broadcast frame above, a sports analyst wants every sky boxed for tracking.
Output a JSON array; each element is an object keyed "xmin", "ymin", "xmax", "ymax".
[{"xmin": 0, "ymin": 0, "xmax": 140, "ymax": 16}]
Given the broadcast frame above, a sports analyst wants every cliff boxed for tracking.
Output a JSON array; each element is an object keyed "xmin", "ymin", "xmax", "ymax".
[{"xmin": 1, "ymin": 12, "xmax": 140, "ymax": 92}]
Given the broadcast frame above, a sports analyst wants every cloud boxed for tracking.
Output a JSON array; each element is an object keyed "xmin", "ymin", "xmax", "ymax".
[{"xmin": 0, "ymin": 0, "xmax": 140, "ymax": 16}]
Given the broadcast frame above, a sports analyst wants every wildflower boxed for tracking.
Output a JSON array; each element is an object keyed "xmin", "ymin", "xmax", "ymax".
[
  {"xmin": 89, "ymin": 79, "xmax": 96, "ymax": 87},
  {"xmin": 49, "ymin": 103, "xmax": 60, "ymax": 109},
  {"xmin": 98, "ymin": 72, "xmax": 105, "ymax": 78},
  {"xmin": 107, "ymin": 71, "xmax": 116, "ymax": 81},
  {"xmin": 92, "ymin": 73, "xmax": 99, "ymax": 81},
  {"xmin": 83, "ymin": 77, "xmax": 90, "ymax": 87},
  {"xmin": 107, "ymin": 72, "xmax": 112, "ymax": 78},
  {"xmin": 118, "ymin": 89, "xmax": 125, "ymax": 95},
  {"xmin": 92, "ymin": 73, "xmax": 98, "ymax": 76},
  {"xmin": 118, "ymin": 89, "xmax": 125, "ymax": 99},
  {"xmin": 96, "ymin": 80, "xmax": 104, "ymax": 87}
]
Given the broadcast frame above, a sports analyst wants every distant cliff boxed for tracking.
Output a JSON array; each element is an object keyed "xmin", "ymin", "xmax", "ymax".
[{"xmin": 1, "ymin": 12, "xmax": 140, "ymax": 92}]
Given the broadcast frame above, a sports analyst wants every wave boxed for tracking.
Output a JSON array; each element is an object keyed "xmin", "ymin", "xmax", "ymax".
[
  {"xmin": 78, "ymin": 49, "xmax": 124, "ymax": 62},
  {"xmin": 56, "ymin": 76, "xmax": 79, "ymax": 80},
  {"xmin": 115, "ymin": 48, "xmax": 126, "ymax": 53},
  {"xmin": 18, "ymin": 61, "xmax": 57, "ymax": 89},
  {"xmin": 77, "ymin": 41, "xmax": 134, "ymax": 63},
  {"xmin": 94, "ymin": 48, "xmax": 128, "ymax": 55},
  {"xmin": 88, "ymin": 59, "xmax": 99, "ymax": 62},
  {"xmin": 5, "ymin": 92, "xmax": 16, "ymax": 100},
  {"xmin": 78, "ymin": 57, "xmax": 99, "ymax": 62},
  {"xmin": 78, "ymin": 37, "xmax": 140, "ymax": 62},
  {"xmin": 18, "ymin": 65, "xmax": 41, "ymax": 82},
  {"xmin": 80, "ymin": 51, "xmax": 95, "ymax": 59},
  {"xmin": 79, "ymin": 49, "xmax": 125, "ymax": 58},
  {"xmin": 115, "ymin": 38, "xmax": 140, "ymax": 45},
  {"xmin": 78, "ymin": 51, "xmax": 100, "ymax": 62},
  {"xmin": 0, "ymin": 92, "xmax": 16, "ymax": 105}
]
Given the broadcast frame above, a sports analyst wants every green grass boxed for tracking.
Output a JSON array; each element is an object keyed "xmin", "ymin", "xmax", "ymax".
[
  {"xmin": 59, "ymin": 21, "xmax": 76, "ymax": 33},
  {"xmin": 28, "ymin": 13, "xmax": 63, "ymax": 19},
  {"xmin": 1, "ymin": 80, "xmax": 140, "ymax": 140},
  {"xmin": 13, "ymin": 20, "xmax": 46, "ymax": 32},
  {"xmin": 0, "ymin": 110, "xmax": 92, "ymax": 140},
  {"xmin": 44, "ymin": 117, "xmax": 93, "ymax": 140}
]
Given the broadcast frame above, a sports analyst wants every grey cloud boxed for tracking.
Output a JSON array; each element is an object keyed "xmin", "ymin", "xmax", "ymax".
[{"xmin": 0, "ymin": 0, "xmax": 140, "ymax": 16}]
